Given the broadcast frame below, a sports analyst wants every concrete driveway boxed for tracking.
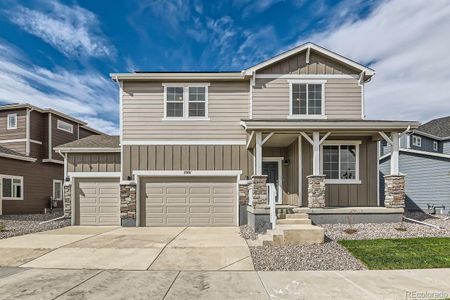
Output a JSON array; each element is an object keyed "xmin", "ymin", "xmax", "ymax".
[{"xmin": 0, "ymin": 226, "xmax": 253, "ymax": 271}]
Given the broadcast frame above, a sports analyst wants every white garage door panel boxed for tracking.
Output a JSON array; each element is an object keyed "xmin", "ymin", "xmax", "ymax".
[
  {"xmin": 76, "ymin": 179, "xmax": 120, "ymax": 226},
  {"xmin": 141, "ymin": 176, "xmax": 237, "ymax": 227}
]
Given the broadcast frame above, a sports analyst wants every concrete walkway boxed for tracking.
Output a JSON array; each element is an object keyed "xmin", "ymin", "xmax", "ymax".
[
  {"xmin": 0, "ymin": 267, "xmax": 449, "ymax": 299},
  {"xmin": 0, "ymin": 226, "xmax": 253, "ymax": 271}
]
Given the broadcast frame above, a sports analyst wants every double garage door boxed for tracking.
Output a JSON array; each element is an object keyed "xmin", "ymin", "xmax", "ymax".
[
  {"xmin": 75, "ymin": 178, "xmax": 120, "ymax": 226},
  {"xmin": 140, "ymin": 176, "xmax": 237, "ymax": 226}
]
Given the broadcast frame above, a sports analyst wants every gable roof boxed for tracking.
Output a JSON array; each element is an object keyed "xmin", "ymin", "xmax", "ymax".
[
  {"xmin": 243, "ymin": 42, "xmax": 375, "ymax": 80},
  {"xmin": 414, "ymin": 116, "xmax": 450, "ymax": 140},
  {"xmin": 55, "ymin": 135, "xmax": 120, "ymax": 152}
]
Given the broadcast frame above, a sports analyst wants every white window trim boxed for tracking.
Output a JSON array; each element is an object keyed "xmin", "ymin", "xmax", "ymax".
[
  {"xmin": 288, "ymin": 79, "xmax": 327, "ymax": 119},
  {"xmin": 7, "ymin": 114, "xmax": 17, "ymax": 130},
  {"xmin": 433, "ymin": 141, "xmax": 438, "ymax": 151},
  {"xmin": 57, "ymin": 120, "xmax": 74, "ymax": 133},
  {"xmin": 320, "ymin": 140, "xmax": 361, "ymax": 184},
  {"xmin": 163, "ymin": 83, "xmax": 210, "ymax": 120},
  {"xmin": 1, "ymin": 175, "xmax": 24, "ymax": 200},
  {"xmin": 53, "ymin": 179, "xmax": 63, "ymax": 200},
  {"xmin": 412, "ymin": 135, "xmax": 422, "ymax": 147}
]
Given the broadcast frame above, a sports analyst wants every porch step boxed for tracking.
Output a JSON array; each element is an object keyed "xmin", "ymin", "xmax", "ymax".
[
  {"xmin": 285, "ymin": 213, "xmax": 309, "ymax": 219},
  {"xmin": 251, "ymin": 223, "xmax": 324, "ymax": 246},
  {"xmin": 277, "ymin": 218, "xmax": 311, "ymax": 225}
]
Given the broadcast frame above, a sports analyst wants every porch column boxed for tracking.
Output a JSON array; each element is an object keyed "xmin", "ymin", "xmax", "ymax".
[
  {"xmin": 312, "ymin": 131, "xmax": 320, "ymax": 175},
  {"xmin": 385, "ymin": 131, "xmax": 406, "ymax": 208},
  {"xmin": 255, "ymin": 131, "xmax": 262, "ymax": 175}
]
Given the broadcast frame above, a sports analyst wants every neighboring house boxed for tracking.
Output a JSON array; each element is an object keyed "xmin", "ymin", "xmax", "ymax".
[
  {"xmin": 0, "ymin": 103, "xmax": 102, "ymax": 215},
  {"xmin": 56, "ymin": 42, "xmax": 419, "ymax": 228},
  {"xmin": 380, "ymin": 116, "xmax": 450, "ymax": 211}
]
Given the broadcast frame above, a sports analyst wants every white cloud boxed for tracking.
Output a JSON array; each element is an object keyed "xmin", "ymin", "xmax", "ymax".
[
  {"xmin": 7, "ymin": 1, "xmax": 114, "ymax": 58},
  {"xmin": 0, "ymin": 41, "xmax": 118, "ymax": 134},
  {"xmin": 305, "ymin": 0, "xmax": 450, "ymax": 122}
]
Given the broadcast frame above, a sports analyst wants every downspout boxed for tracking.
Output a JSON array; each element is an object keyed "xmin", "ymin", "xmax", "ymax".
[
  {"xmin": 113, "ymin": 75, "xmax": 124, "ymax": 182},
  {"xmin": 57, "ymin": 149, "xmax": 68, "ymax": 217}
]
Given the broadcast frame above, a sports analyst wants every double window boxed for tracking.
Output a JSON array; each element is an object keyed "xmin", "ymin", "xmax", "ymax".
[
  {"xmin": 164, "ymin": 84, "xmax": 209, "ymax": 119},
  {"xmin": 7, "ymin": 114, "xmax": 17, "ymax": 130},
  {"xmin": 57, "ymin": 120, "xmax": 73, "ymax": 133},
  {"xmin": 321, "ymin": 141, "xmax": 360, "ymax": 183},
  {"xmin": 53, "ymin": 180, "xmax": 63, "ymax": 200},
  {"xmin": 289, "ymin": 80, "xmax": 326, "ymax": 118},
  {"xmin": 412, "ymin": 135, "xmax": 421, "ymax": 147},
  {"xmin": 1, "ymin": 175, "xmax": 23, "ymax": 200}
]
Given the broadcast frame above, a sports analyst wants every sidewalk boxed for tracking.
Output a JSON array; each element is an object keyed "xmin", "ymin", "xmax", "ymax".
[{"xmin": 0, "ymin": 267, "xmax": 449, "ymax": 299}]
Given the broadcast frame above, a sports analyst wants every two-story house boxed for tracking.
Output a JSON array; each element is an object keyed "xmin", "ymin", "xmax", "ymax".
[
  {"xmin": 56, "ymin": 43, "xmax": 419, "ymax": 229},
  {"xmin": 380, "ymin": 116, "xmax": 450, "ymax": 212},
  {"xmin": 0, "ymin": 103, "xmax": 101, "ymax": 215}
]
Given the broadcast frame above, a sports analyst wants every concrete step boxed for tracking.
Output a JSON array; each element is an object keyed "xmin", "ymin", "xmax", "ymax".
[
  {"xmin": 277, "ymin": 218, "xmax": 311, "ymax": 225},
  {"xmin": 276, "ymin": 224, "xmax": 325, "ymax": 245},
  {"xmin": 285, "ymin": 213, "xmax": 309, "ymax": 219}
]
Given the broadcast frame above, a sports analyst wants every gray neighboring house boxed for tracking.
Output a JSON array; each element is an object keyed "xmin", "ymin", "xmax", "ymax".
[
  {"xmin": 55, "ymin": 42, "xmax": 419, "ymax": 229},
  {"xmin": 380, "ymin": 116, "xmax": 450, "ymax": 212}
]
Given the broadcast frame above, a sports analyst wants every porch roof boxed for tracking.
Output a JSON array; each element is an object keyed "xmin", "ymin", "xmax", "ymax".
[{"xmin": 241, "ymin": 119, "xmax": 420, "ymax": 132}]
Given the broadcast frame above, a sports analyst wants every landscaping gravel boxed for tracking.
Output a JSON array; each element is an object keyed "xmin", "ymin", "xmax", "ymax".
[
  {"xmin": 240, "ymin": 225, "xmax": 258, "ymax": 240},
  {"xmin": 0, "ymin": 212, "xmax": 70, "ymax": 239},
  {"xmin": 244, "ymin": 213, "xmax": 450, "ymax": 271}
]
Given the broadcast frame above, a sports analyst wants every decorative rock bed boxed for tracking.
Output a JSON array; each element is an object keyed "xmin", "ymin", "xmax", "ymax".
[
  {"xmin": 0, "ymin": 212, "xmax": 70, "ymax": 239},
  {"xmin": 242, "ymin": 213, "xmax": 450, "ymax": 271}
]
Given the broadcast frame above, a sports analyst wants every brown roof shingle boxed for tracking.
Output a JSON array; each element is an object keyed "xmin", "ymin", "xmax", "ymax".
[{"xmin": 55, "ymin": 135, "xmax": 119, "ymax": 149}]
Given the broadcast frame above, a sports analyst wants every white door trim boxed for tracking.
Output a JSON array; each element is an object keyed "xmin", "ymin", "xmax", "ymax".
[{"xmin": 262, "ymin": 157, "xmax": 283, "ymax": 204}]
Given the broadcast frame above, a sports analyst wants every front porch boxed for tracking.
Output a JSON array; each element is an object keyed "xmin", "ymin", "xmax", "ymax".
[{"xmin": 241, "ymin": 119, "xmax": 419, "ymax": 232}]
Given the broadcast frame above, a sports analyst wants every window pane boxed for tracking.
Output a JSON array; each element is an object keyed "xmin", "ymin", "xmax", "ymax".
[
  {"xmin": 340, "ymin": 145, "xmax": 356, "ymax": 180},
  {"xmin": 167, "ymin": 87, "xmax": 184, "ymax": 102},
  {"xmin": 12, "ymin": 179, "xmax": 21, "ymax": 198},
  {"xmin": 54, "ymin": 181, "xmax": 61, "ymax": 199},
  {"xmin": 292, "ymin": 84, "xmax": 307, "ymax": 115},
  {"xmin": 166, "ymin": 103, "xmax": 184, "ymax": 117},
  {"xmin": 8, "ymin": 115, "xmax": 16, "ymax": 128},
  {"xmin": 189, "ymin": 102, "xmax": 205, "ymax": 117},
  {"xmin": 2, "ymin": 178, "xmax": 11, "ymax": 197},
  {"xmin": 189, "ymin": 87, "xmax": 205, "ymax": 102},
  {"xmin": 308, "ymin": 84, "xmax": 322, "ymax": 115},
  {"xmin": 323, "ymin": 146, "xmax": 339, "ymax": 179}
]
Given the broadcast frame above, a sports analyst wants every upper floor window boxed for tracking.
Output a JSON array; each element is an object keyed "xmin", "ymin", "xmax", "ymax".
[
  {"xmin": 7, "ymin": 114, "xmax": 17, "ymax": 130},
  {"xmin": 321, "ymin": 141, "xmax": 361, "ymax": 184},
  {"xmin": 1, "ymin": 175, "xmax": 23, "ymax": 200},
  {"xmin": 288, "ymin": 80, "xmax": 326, "ymax": 119},
  {"xmin": 57, "ymin": 120, "xmax": 73, "ymax": 133},
  {"xmin": 164, "ymin": 84, "xmax": 209, "ymax": 120},
  {"xmin": 412, "ymin": 135, "xmax": 421, "ymax": 147},
  {"xmin": 433, "ymin": 141, "xmax": 438, "ymax": 151}
]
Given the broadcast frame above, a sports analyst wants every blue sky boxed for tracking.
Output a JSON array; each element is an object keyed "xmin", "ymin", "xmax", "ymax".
[{"xmin": 0, "ymin": 0, "xmax": 449, "ymax": 134}]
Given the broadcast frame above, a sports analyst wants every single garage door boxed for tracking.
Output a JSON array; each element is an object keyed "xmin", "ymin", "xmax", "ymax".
[
  {"xmin": 140, "ymin": 176, "xmax": 237, "ymax": 226},
  {"xmin": 75, "ymin": 178, "xmax": 120, "ymax": 225}
]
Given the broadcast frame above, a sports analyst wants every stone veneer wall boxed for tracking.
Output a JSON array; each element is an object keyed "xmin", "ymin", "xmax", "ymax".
[
  {"xmin": 239, "ymin": 181, "xmax": 251, "ymax": 205},
  {"xmin": 120, "ymin": 184, "xmax": 137, "ymax": 227},
  {"xmin": 307, "ymin": 175, "xmax": 326, "ymax": 208},
  {"xmin": 63, "ymin": 183, "xmax": 71, "ymax": 218},
  {"xmin": 384, "ymin": 175, "xmax": 406, "ymax": 208},
  {"xmin": 249, "ymin": 175, "xmax": 268, "ymax": 208}
]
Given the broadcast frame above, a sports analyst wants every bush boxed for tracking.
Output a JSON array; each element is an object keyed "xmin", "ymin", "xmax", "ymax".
[{"xmin": 0, "ymin": 222, "xmax": 4, "ymax": 232}]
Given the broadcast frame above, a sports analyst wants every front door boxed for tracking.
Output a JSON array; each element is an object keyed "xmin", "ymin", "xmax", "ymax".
[{"xmin": 262, "ymin": 161, "xmax": 281, "ymax": 203}]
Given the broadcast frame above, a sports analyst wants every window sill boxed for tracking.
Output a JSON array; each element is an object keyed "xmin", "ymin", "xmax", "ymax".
[
  {"xmin": 2, "ymin": 198, "xmax": 23, "ymax": 201},
  {"xmin": 162, "ymin": 117, "xmax": 210, "ymax": 121},
  {"xmin": 287, "ymin": 115, "xmax": 327, "ymax": 120},
  {"xmin": 324, "ymin": 179, "xmax": 361, "ymax": 185}
]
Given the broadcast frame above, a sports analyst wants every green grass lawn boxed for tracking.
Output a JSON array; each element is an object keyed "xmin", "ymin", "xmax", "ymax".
[{"xmin": 339, "ymin": 237, "xmax": 450, "ymax": 270}]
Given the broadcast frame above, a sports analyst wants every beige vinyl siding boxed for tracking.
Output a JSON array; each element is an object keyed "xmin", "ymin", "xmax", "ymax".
[
  {"xmin": 301, "ymin": 136, "xmax": 378, "ymax": 207},
  {"xmin": 258, "ymin": 51, "xmax": 358, "ymax": 75},
  {"xmin": 253, "ymin": 77, "xmax": 362, "ymax": 119},
  {"xmin": 122, "ymin": 81, "xmax": 249, "ymax": 141},
  {"xmin": 67, "ymin": 153, "xmax": 121, "ymax": 173},
  {"xmin": 122, "ymin": 145, "xmax": 253, "ymax": 180}
]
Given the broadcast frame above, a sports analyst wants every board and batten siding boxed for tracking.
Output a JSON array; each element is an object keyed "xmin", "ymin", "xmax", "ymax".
[
  {"xmin": 122, "ymin": 145, "xmax": 253, "ymax": 180},
  {"xmin": 67, "ymin": 153, "xmax": 121, "ymax": 173},
  {"xmin": 252, "ymin": 77, "xmax": 362, "ymax": 120},
  {"xmin": 302, "ymin": 137, "xmax": 378, "ymax": 207},
  {"xmin": 122, "ymin": 81, "xmax": 249, "ymax": 141},
  {"xmin": 380, "ymin": 152, "xmax": 450, "ymax": 210}
]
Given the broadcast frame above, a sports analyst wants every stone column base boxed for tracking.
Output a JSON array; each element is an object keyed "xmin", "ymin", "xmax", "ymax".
[
  {"xmin": 250, "ymin": 175, "xmax": 268, "ymax": 208},
  {"xmin": 247, "ymin": 206, "xmax": 271, "ymax": 234},
  {"xmin": 120, "ymin": 184, "xmax": 137, "ymax": 227},
  {"xmin": 239, "ymin": 180, "xmax": 251, "ymax": 225},
  {"xmin": 384, "ymin": 175, "xmax": 406, "ymax": 208},
  {"xmin": 63, "ymin": 183, "xmax": 71, "ymax": 219},
  {"xmin": 307, "ymin": 175, "xmax": 326, "ymax": 208}
]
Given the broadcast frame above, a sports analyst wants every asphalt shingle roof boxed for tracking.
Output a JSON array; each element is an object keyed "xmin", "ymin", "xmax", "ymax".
[
  {"xmin": 416, "ymin": 116, "xmax": 450, "ymax": 139},
  {"xmin": 56, "ymin": 135, "xmax": 120, "ymax": 149}
]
